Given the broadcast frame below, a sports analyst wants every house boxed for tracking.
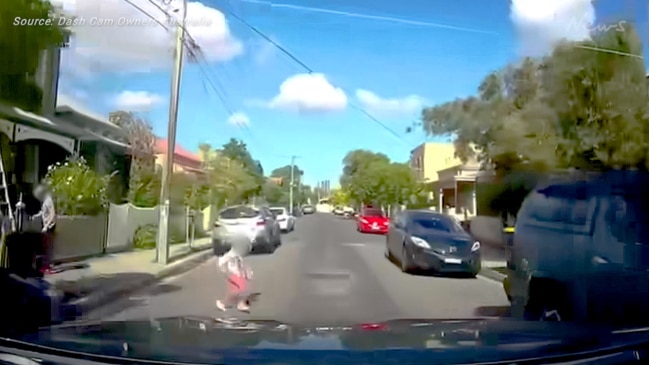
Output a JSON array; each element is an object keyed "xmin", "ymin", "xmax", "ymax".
[
  {"xmin": 0, "ymin": 43, "xmax": 130, "ymax": 206},
  {"xmin": 409, "ymin": 142, "xmax": 487, "ymax": 215},
  {"xmin": 154, "ymin": 138, "xmax": 204, "ymax": 176}
]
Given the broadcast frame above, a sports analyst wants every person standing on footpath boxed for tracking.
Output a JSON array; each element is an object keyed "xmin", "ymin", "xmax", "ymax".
[{"xmin": 32, "ymin": 184, "xmax": 56, "ymax": 275}]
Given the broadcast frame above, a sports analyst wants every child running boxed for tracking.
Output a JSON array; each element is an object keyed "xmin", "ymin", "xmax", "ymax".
[{"xmin": 216, "ymin": 243, "xmax": 254, "ymax": 313}]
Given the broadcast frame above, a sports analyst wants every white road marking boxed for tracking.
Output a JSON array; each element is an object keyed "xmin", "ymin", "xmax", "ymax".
[{"xmin": 341, "ymin": 243, "xmax": 366, "ymax": 247}]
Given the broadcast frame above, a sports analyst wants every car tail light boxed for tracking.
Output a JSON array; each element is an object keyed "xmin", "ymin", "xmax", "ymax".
[{"xmin": 256, "ymin": 219, "xmax": 266, "ymax": 226}]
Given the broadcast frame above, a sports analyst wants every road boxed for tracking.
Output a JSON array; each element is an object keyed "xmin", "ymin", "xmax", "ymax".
[{"xmin": 88, "ymin": 213, "xmax": 510, "ymax": 325}]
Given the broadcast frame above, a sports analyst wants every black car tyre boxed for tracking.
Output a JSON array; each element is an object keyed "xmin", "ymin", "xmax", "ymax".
[
  {"xmin": 520, "ymin": 280, "xmax": 569, "ymax": 322},
  {"xmin": 401, "ymin": 245, "xmax": 413, "ymax": 273},
  {"xmin": 468, "ymin": 261, "xmax": 481, "ymax": 278}
]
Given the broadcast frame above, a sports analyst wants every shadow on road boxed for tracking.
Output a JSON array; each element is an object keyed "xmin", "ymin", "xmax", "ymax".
[
  {"xmin": 408, "ymin": 270, "xmax": 478, "ymax": 279},
  {"xmin": 474, "ymin": 305, "xmax": 511, "ymax": 317},
  {"xmin": 52, "ymin": 272, "xmax": 159, "ymax": 300}
]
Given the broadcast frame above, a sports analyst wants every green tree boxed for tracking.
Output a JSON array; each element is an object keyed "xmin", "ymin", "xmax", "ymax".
[
  {"xmin": 261, "ymin": 181, "xmax": 285, "ymax": 205},
  {"xmin": 262, "ymin": 164, "xmax": 306, "ymax": 206},
  {"xmin": 0, "ymin": 0, "xmax": 67, "ymax": 111},
  {"xmin": 109, "ymin": 111, "xmax": 159, "ymax": 207},
  {"xmin": 341, "ymin": 149, "xmax": 423, "ymax": 209},
  {"xmin": 219, "ymin": 138, "xmax": 264, "ymax": 201},
  {"xmin": 418, "ymin": 22, "xmax": 649, "ymax": 217}
]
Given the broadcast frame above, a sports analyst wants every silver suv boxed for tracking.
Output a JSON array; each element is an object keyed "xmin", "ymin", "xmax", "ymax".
[{"xmin": 212, "ymin": 205, "xmax": 282, "ymax": 255}]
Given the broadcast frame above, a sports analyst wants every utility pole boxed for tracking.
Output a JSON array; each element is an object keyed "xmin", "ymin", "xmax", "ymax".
[
  {"xmin": 155, "ymin": 0, "xmax": 187, "ymax": 264},
  {"xmin": 289, "ymin": 156, "xmax": 298, "ymax": 214}
]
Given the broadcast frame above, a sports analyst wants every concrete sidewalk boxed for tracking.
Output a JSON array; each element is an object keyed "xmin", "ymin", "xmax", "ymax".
[{"xmin": 46, "ymin": 238, "xmax": 214, "ymax": 313}]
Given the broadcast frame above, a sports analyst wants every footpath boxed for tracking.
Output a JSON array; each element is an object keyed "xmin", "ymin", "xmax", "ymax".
[{"xmin": 46, "ymin": 238, "xmax": 213, "ymax": 314}]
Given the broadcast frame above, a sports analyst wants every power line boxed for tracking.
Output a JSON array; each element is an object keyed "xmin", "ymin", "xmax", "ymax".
[{"xmin": 224, "ymin": 8, "xmax": 411, "ymax": 146}]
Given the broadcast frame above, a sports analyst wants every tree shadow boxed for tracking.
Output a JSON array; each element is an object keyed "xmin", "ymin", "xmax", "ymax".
[
  {"xmin": 51, "ymin": 272, "xmax": 181, "ymax": 302},
  {"xmin": 409, "ymin": 270, "xmax": 478, "ymax": 279}
]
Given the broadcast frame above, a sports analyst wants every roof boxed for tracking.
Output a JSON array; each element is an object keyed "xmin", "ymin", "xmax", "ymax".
[
  {"xmin": 0, "ymin": 103, "xmax": 129, "ymax": 152},
  {"xmin": 55, "ymin": 94, "xmax": 123, "ymax": 134},
  {"xmin": 155, "ymin": 138, "xmax": 201, "ymax": 163}
]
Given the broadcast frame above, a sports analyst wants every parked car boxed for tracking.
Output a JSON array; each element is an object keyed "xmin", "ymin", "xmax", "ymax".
[
  {"xmin": 508, "ymin": 171, "xmax": 649, "ymax": 324},
  {"xmin": 270, "ymin": 207, "xmax": 296, "ymax": 233},
  {"xmin": 386, "ymin": 210, "xmax": 481, "ymax": 276},
  {"xmin": 302, "ymin": 205, "xmax": 315, "ymax": 214},
  {"xmin": 212, "ymin": 205, "xmax": 282, "ymax": 255},
  {"xmin": 332, "ymin": 206, "xmax": 345, "ymax": 215},
  {"xmin": 357, "ymin": 206, "xmax": 389, "ymax": 234}
]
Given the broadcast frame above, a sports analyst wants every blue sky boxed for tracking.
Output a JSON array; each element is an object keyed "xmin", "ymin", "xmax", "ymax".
[{"xmin": 54, "ymin": 0, "xmax": 648, "ymax": 187}]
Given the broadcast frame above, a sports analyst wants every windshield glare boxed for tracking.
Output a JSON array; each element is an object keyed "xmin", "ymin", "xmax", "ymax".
[{"xmin": 12, "ymin": 1, "xmax": 649, "ymax": 359}]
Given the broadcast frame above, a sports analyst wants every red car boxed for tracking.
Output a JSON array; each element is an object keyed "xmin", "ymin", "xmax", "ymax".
[{"xmin": 357, "ymin": 207, "xmax": 389, "ymax": 234}]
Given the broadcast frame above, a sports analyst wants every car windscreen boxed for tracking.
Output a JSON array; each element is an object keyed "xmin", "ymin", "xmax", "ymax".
[
  {"xmin": 363, "ymin": 209, "xmax": 384, "ymax": 217},
  {"xmin": 410, "ymin": 213, "xmax": 463, "ymax": 233},
  {"xmin": 219, "ymin": 206, "xmax": 259, "ymax": 219},
  {"xmin": 270, "ymin": 208, "xmax": 285, "ymax": 216}
]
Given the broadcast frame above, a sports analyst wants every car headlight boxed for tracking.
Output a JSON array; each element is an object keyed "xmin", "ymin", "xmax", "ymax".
[
  {"xmin": 471, "ymin": 241, "xmax": 481, "ymax": 252},
  {"xmin": 411, "ymin": 236, "xmax": 430, "ymax": 249}
]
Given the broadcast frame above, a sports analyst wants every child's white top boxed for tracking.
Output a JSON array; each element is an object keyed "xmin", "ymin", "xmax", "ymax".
[{"xmin": 217, "ymin": 250, "xmax": 253, "ymax": 279}]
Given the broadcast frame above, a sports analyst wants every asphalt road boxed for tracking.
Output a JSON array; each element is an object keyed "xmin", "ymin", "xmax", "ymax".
[{"xmin": 88, "ymin": 213, "xmax": 510, "ymax": 326}]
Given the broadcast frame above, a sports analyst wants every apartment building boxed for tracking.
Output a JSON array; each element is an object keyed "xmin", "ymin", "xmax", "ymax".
[{"xmin": 410, "ymin": 142, "xmax": 484, "ymax": 216}]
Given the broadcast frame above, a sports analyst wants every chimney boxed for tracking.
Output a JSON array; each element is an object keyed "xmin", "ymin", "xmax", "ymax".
[{"xmin": 34, "ymin": 34, "xmax": 68, "ymax": 116}]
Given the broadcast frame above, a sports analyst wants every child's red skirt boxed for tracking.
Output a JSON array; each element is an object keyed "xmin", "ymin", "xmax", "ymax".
[{"xmin": 227, "ymin": 274, "xmax": 247, "ymax": 294}]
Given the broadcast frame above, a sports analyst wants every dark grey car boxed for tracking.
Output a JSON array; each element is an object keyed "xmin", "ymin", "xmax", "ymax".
[
  {"xmin": 386, "ymin": 210, "xmax": 481, "ymax": 276},
  {"xmin": 509, "ymin": 171, "xmax": 649, "ymax": 323}
]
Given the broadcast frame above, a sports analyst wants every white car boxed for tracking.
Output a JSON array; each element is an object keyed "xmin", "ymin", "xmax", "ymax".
[{"xmin": 270, "ymin": 207, "xmax": 296, "ymax": 232}]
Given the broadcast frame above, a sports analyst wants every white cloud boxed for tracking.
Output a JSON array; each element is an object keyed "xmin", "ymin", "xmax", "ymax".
[
  {"xmin": 355, "ymin": 89, "xmax": 426, "ymax": 117},
  {"xmin": 228, "ymin": 112, "xmax": 250, "ymax": 126},
  {"xmin": 113, "ymin": 91, "xmax": 164, "ymax": 111},
  {"xmin": 510, "ymin": 0, "xmax": 595, "ymax": 56},
  {"xmin": 266, "ymin": 73, "xmax": 347, "ymax": 113},
  {"xmin": 52, "ymin": 0, "xmax": 243, "ymax": 77}
]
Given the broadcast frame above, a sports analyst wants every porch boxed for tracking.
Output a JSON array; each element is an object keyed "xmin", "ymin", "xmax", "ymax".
[
  {"xmin": 0, "ymin": 103, "xmax": 129, "ymax": 207},
  {"xmin": 436, "ymin": 163, "xmax": 481, "ymax": 217}
]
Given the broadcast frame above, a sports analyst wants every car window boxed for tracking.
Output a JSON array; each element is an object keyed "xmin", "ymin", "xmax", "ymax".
[
  {"xmin": 219, "ymin": 206, "xmax": 258, "ymax": 219},
  {"xmin": 270, "ymin": 208, "xmax": 285, "ymax": 216},
  {"xmin": 410, "ymin": 213, "xmax": 462, "ymax": 233},
  {"xmin": 363, "ymin": 208, "xmax": 384, "ymax": 217},
  {"xmin": 525, "ymin": 190, "xmax": 589, "ymax": 225},
  {"xmin": 607, "ymin": 195, "xmax": 649, "ymax": 244}
]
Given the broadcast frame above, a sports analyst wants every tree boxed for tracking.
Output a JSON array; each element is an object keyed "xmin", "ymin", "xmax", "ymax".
[
  {"xmin": 340, "ymin": 149, "xmax": 424, "ymax": 210},
  {"xmin": 261, "ymin": 181, "xmax": 285, "ymax": 205},
  {"xmin": 417, "ymin": 22, "xmax": 649, "ymax": 217},
  {"xmin": 219, "ymin": 138, "xmax": 264, "ymax": 201},
  {"xmin": 1, "ymin": 0, "xmax": 67, "ymax": 111},
  {"xmin": 109, "ymin": 111, "xmax": 159, "ymax": 207}
]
